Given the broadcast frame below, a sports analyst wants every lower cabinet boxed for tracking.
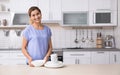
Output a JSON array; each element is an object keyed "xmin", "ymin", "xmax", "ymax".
[
  {"xmin": 63, "ymin": 51, "xmax": 91, "ymax": 64},
  {"xmin": 0, "ymin": 50, "xmax": 26, "ymax": 65},
  {"xmin": 63, "ymin": 50, "xmax": 120, "ymax": 64},
  {"xmin": 109, "ymin": 51, "xmax": 120, "ymax": 64},
  {"xmin": 91, "ymin": 51, "xmax": 109, "ymax": 64}
]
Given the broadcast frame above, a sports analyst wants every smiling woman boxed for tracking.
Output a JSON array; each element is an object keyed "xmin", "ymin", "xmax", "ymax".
[{"xmin": 22, "ymin": 6, "xmax": 53, "ymax": 67}]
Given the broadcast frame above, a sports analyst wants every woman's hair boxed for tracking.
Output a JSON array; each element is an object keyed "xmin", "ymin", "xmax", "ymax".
[
  {"xmin": 28, "ymin": 6, "xmax": 41, "ymax": 24},
  {"xmin": 28, "ymin": 6, "xmax": 41, "ymax": 17}
]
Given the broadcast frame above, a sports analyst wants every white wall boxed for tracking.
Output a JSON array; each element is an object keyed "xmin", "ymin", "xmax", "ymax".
[{"xmin": 114, "ymin": 0, "xmax": 120, "ymax": 49}]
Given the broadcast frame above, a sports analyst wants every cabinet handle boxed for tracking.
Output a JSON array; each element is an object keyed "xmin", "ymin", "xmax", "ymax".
[
  {"xmin": 114, "ymin": 55, "xmax": 117, "ymax": 62},
  {"xmin": 76, "ymin": 59, "xmax": 78, "ymax": 64},
  {"xmin": 75, "ymin": 59, "xmax": 77, "ymax": 64},
  {"xmin": 78, "ymin": 59, "xmax": 80, "ymax": 64},
  {"xmin": 17, "ymin": 55, "xmax": 23, "ymax": 57},
  {"xmin": 70, "ymin": 54, "xmax": 84, "ymax": 56},
  {"xmin": 97, "ymin": 52, "xmax": 104, "ymax": 54}
]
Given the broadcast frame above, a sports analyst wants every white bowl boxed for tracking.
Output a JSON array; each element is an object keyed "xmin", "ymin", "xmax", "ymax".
[{"xmin": 31, "ymin": 60, "xmax": 45, "ymax": 67}]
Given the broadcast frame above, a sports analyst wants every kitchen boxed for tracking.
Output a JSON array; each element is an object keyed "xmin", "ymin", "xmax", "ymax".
[{"xmin": 0, "ymin": 0, "xmax": 120, "ymax": 75}]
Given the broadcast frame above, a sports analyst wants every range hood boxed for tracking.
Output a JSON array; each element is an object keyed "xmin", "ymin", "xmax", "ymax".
[
  {"xmin": 13, "ymin": 13, "xmax": 29, "ymax": 25},
  {"xmin": 13, "ymin": 13, "xmax": 61, "ymax": 25}
]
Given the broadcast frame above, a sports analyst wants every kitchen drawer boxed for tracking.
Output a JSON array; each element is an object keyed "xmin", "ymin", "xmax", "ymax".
[
  {"xmin": 10, "ymin": 51, "xmax": 25, "ymax": 59},
  {"xmin": 9, "ymin": 59, "xmax": 26, "ymax": 65},
  {"xmin": 0, "ymin": 51, "xmax": 9, "ymax": 58},
  {"xmin": 63, "ymin": 52, "xmax": 91, "ymax": 57}
]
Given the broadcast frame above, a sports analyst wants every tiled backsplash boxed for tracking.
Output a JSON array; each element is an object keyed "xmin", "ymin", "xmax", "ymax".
[
  {"xmin": 49, "ymin": 24, "xmax": 115, "ymax": 48},
  {"xmin": 0, "ymin": 30, "xmax": 22, "ymax": 49},
  {"xmin": 0, "ymin": 24, "xmax": 116, "ymax": 49}
]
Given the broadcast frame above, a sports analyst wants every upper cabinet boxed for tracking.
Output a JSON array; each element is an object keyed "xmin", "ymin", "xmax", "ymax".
[
  {"xmin": 38, "ymin": 0, "xmax": 50, "ymax": 21},
  {"xmin": 89, "ymin": 0, "xmax": 118, "ymax": 26},
  {"xmin": 62, "ymin": 0, "xmax": 89, "ymax": 11},
  {"xmin": 9, "ymin": 0, "xmax": 61, "ymax": 23},
  {"xmin": 89, "ymin": 0, "xmax": 111, "ymax": 11},
  {"xmin": 89, "ymin": 0, "xmax": 117, "ymax": 11},
  {"xmin": 61, "ymin": 0, "xmax": 118, "ymax": 26},
  {"xmin": 9, "ymin": 0, "xmax": 38, "ymax": 13},
  {"xmin": 50, "ymin": 0, "xmax": 61, "ymax": 21},
  {"xmin": 38, "ymin": 0, "xmax": 61, "ymax": 22}
]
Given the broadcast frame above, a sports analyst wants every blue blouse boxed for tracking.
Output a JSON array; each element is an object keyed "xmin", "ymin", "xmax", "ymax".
[{"xmin": 22, "ymin": 25, "xmax": 52, "ymax": 62}]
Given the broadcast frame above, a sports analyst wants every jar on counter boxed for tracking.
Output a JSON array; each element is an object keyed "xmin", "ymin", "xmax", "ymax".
[{"xmin": 2, "ymin": 19, "xmax": 7, "ymax": 26}]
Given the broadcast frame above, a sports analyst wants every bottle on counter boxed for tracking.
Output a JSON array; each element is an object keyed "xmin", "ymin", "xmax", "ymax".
[{"xmin": 96, "ymin": 32, "xmax": 103, "ymax": 48}]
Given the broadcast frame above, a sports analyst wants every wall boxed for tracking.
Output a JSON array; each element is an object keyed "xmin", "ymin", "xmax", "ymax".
[
  {"xmin": 0, "ymin": 24, "xmax": 114, "ymax": 49},
  {"xmin": 114, "ymin": 0, "xmax": 120, "ymax": 49}
]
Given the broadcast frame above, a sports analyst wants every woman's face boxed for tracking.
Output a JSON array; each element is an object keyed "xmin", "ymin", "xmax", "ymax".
[{"xmin": 30, "ymin": 9, "xmax": 42, "ymax": 23}]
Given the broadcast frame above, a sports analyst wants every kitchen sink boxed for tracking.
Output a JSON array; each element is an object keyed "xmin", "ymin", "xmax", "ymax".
[{"xmin": 65, "ymin": 47, "xmax": 84, "ymax": 49}]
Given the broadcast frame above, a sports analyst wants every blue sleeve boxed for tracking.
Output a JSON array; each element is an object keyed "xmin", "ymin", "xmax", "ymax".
[
  {"xmin": 48, "ymin": 27, "xmax": 52, "ymax": 38},
  {"xmin": 22, "ymin": 28, "xmax": 29, "ymax": 41}
]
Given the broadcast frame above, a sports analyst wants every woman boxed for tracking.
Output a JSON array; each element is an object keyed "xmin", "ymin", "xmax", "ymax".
[{"xmin": 22, "ymin": 6, "xmax": 52, "ymax": 67}]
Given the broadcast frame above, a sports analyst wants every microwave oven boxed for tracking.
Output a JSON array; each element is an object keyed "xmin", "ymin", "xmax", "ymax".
[{"xmin": 93, "ymin": 11, "xmax": 112, "ymax": 24}]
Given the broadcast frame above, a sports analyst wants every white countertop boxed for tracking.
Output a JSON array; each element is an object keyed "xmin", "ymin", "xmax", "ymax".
[{"xmin": 0, "ymin": 64, "xmax": 120, "ymax": 75}]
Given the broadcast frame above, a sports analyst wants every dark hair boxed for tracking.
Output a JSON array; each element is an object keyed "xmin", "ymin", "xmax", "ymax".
[{"xmin": 28, "ymin": 6, "xmax": 41, "ymax": 17}]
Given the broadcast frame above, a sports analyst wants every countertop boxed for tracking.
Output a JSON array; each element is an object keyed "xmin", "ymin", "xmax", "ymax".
[
  {"xmin": 0, "ymin": 64, "xmax": 120, "ymax": 75},
  {"xmin": 63, "ymin": 48, "xmax": 120, "ymax": 51}
]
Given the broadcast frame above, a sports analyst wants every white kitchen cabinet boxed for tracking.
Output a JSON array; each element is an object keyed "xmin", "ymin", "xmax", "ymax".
[
  {"xmin": 62, "ymin": 0, "xmax": 88, "ymax": 11},
  {"xmin": 38, "ymin": 0, "xmax": 61, "ymax": 22},
  {"xmin": 0, "ymin": 50, "xmax": 26, "ymax": 65},
  {"xmin": 38, "ymin": 0, "xmax": 49, "ymax": 21},
  {"xmin": 91, "ymin": 51, "xmax": 109, "ymax": 64},
  {"xmin": 89, "ymin": 0, "xmax": 117, "ymax": 11},
  {"xmin": 110, "ymin": 51, "xmax": 120, "ymax": 64},
  {"xmin": 9, "ymin": 0, "xmax": 38, "ymax": 13},
  {"xmin": 63, "ymin": 51, "xmax": 91, "ymax": 64},
  {"xmin": 0, "ymin": 51, "xmax": 10, "ymax": 65},
  {"xmin": 89, "ymin": 0, "xmax": 111, "ymax": 11},
  {"xmin": 9, "ymin": 51, "xmax": 26, "ymax": 65},
  {"xmin": 9, "ymin": 0, "xmax": 61, "ymax": 22},
  {"xmin": 89, "ymin": 0, "xmax": 118, "ymax": 26},
  {"xmin": 50, "ymin": 0, "xmax": 61, "ymax": 21}
]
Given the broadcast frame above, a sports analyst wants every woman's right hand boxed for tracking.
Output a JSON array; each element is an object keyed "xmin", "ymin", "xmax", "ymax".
[{"xmin": 28, "ymin": 58, "xmax": 34, "ymax": 67}]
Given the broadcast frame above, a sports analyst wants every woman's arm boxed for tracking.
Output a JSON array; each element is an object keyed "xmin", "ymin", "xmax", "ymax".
[
  {"xmin": 22, "ymin": 37, "xmax": 34, "ymax": 67},
  {"xmin": 44, "ymin": 38, "xmax": 53, "ymax": 62}
]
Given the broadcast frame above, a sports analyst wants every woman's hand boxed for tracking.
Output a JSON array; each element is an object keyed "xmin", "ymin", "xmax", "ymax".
[
  {"xmin": 28, "ymin": 58, "xmax": 34, "ymax": 67},
  {"xmin": 43, "ymin": 56, "xmax": 49, "ymax": 64}
]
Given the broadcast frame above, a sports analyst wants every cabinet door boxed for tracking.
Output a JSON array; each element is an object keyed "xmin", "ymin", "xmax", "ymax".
[
  {"xmin": 110, "ymin": 51, "xmax": 120, "ymax": 64},
  {"xmin": 10, "ymin": 0, "xmax": 38, "ymax": 13},
  {"xmin": 0, "ymin": 51, "xmax": 10, "ymax": 65},
  {"xmin": 91, "ymin": 51, "xmax": 109, "ymax": 64},
  {"xmin": 63, "ymin": 51, "xmax": 91, "ymax": 64},
  {"xmin": 9, "ymin": 51, "xmax": 26, "ymax": 65},
  {"xmin": 50, "ymin": 0, "xmax": 61, "ymax": 21},
  {"xmin": 78, "ymin": 57, "xmax": 91, "ymax": 64},
  {"xmin": 62, "ymin": 0, "xmax": 88, "ymax": 11},
  {"xmin": 38, "ymin": 0, "xmax": 50, "ymax": 21},
  {"xmin": 63, "ymin": 57, "xmax": 77, "ymax": 64},
  {"xmin": 89, "ymin": 0, "xmax": 111, "ymax": 10}
]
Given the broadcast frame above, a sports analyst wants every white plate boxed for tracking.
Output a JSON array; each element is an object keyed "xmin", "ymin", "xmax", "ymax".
[{"xmin": 44, "ymin": 61, "xmax": 64, "ymax": 68}]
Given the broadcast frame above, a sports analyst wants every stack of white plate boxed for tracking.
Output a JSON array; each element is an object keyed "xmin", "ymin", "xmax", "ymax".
[{"xmin": 44, "ymin": 61, "xmax": 64, "ymax": 68}]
